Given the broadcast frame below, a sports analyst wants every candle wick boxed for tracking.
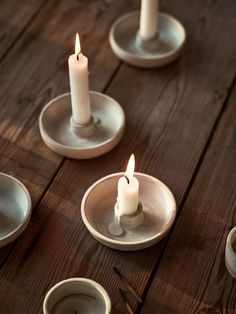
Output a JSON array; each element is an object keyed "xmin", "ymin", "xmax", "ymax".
[
  {"xmin": 124, "ymin": 175, "xmax": 130, "ymax": 184},
  {"xmin": 76, "ymin": 53, "xmax": 80, "ymax": 61}
]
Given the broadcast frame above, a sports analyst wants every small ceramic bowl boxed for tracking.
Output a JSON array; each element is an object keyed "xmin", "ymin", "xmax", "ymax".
[
  {"xmin": 225, "ymin": 226, "xmax": 236, "ymax": 279},
  {"xmin": 43, "ymin": 278, "xmax": 111, "ymax": 314},
  {"xmin": 0, "ymin": 173, "xmax": 32, "ymax": 247}
]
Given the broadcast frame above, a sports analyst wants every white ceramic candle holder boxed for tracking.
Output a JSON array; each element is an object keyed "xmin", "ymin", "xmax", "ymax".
[
  {"xmin": 43, "ymin": 278, "xmax": 111, "ymax": 314},
  {"xmin": 109, "ymin": 1, "xmax": 186, "ymax": 68},
  {"xmin": 39, "ymin": 92, "xmax": 125, "ymax": 159},
  {"xmin": 0, "ymin": 173, "xmax": 32, "ymax": 247},
  {"xmin": 81, "ymin": 172, "xmax": 176, "ymax": 251},
  {"xmin": 225, "ymin": 226, "xmax": 236, "ymax": 279}
]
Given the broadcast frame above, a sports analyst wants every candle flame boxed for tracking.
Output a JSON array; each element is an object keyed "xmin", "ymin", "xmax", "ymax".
[
  {"xmin": 125, "ymin": 154, "xmax": 135, "ymax": 178},
  {"xmin": 75, "ymin": 33, "xmax": 81, "ymax": 56}
]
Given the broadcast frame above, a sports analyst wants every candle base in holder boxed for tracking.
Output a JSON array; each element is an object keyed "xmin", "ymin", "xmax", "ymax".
[
  {"xmin": 39, "ymin": 91, "xmax": 125, "ymax": 159},
  {"xmin": 109, "ymin": 11, "xmax": 186, "ymax": 68},
  {"xmin": 70, "ymin": 116, "xmax": 95, "ymax": 138},
  {"xmin": 108, "ymin": 202, "xmax": 143, "ymax": 237},
  {"xmin": 115, "ymin": 202, "xmax": 144, "ymax": 229},
  {"xmin": 81, "ymin": 172, "xmax": 176, "ymax": 251}
]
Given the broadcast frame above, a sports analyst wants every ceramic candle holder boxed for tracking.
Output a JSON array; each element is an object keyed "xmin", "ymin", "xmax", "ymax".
[
  {"xmin": 0, "ymin": 173, "xmax": 32, "ymax": 247},
  {"xmin": 43, "ymin": 278, "xmax": 111, "ymax": 314},
  {"xmin": 225, "ymin": 226, "xmax": 236, "ymax": 279},
  {"xmin": 39, "ymin": 92, "xmax": 125, "ymax": 159},
  {"xmin": 81, "ymin": 172, "xmax": 176, "ymax": 251},
  {"xmin": 109, "ymin": 11, "xmax": 186, "ymax": 68}
]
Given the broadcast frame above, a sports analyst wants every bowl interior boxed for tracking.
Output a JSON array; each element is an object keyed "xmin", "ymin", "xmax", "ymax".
[
  {"xmin": 41, "ymin": 92, "xmax": 124, "ymax": 149},
  {"xmin": 45, "ymin": 280, "xmax": 109, "ymax": 314},
  {"xmin": 0, "ymin": 174, "xmax": 29, "ymax": 240},
  {"xmin": 83, "ymin": 173, "xmax": 176, "ymax": 244}
]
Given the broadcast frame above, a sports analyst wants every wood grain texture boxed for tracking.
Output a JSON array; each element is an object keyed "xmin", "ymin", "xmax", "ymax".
[
  {"xmin": 0, "ymin": 0, "xmax": 47, "ymax": 60},
  {"xmin": 0, "ymin": 0, "xmax": 138, "ymax": 263},
  {"xmin": 0, "ymin": 0, "xmax": 236, "ymax": 313},
  {"xmin": 141, "ymin": 79, "xmax": 236, "ymax": 314}
]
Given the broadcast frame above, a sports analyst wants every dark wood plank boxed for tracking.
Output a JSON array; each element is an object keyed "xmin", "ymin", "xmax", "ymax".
[
  {"xmin": 1, "ymin": 0, "xmax": 236, "ymax": 313},
  {"xmin": 0, "ymin": 0, "xmax": 138, "ymax": 263},
  {"xmin": 141, "ymin": 79, "xmax": 236, "ymax": 314},
  {"xmin": 0, "ymin": 0, "xmax": 47, "ymax": 60}
]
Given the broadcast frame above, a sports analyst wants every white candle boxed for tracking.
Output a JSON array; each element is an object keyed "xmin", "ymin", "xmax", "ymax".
[
  {"xmin": 68, "ymin": 33, "xmax": 90, "ymax": 125},
  {"xmin": 117, "ymin": 154, "xmax": 139, "ymax": 216},
  {"xmin": 139, "ymin": 0, "xmax": 158, "ymax": 41}
]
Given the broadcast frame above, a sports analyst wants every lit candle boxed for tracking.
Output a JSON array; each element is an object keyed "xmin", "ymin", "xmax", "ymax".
[
  {"xmin": 117, "ymin": 154, "xmax": 139, "ymax": 216},
  {"xmin": 68, "ymin": 33, "xmax": 91, "ymax": 125},
  {"xmin": 139, "ymin": 0, "xmax": 158, "ymax": 41}
]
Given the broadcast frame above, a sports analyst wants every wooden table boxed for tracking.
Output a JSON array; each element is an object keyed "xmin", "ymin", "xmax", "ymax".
[{"xmin": 0, "ymin": 0, "xmax": 236, "ymax": 313}]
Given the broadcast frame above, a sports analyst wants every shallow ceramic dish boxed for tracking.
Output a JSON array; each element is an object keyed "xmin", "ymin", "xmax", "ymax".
[
  {"xmin": 39, "ymin": 92, "xmax": 125, "ymax": 159},
  {"xmin": 0, "ymin": 173, "xmax": 31, "ymax": 247},
  {"xmin": 43, "ymin": 278, "xmax": 111, "ymax": 314},
  {"xmin": 81, "ymin": 172, "xmax": 176, "ymax": 251},
  {"xmin": 109, "ymin": 11, "xmax": 186, "ymax": 67}
]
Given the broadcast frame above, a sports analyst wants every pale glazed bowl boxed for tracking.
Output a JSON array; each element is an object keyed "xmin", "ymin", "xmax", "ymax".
[
  {"xmin": 225, "ymin": 226, "xmax": 236, "ymax": 279},
  {"xmin": 0, "ymin": 173, "xmax": 31, "ymax": 247},
  {"xmin": 43, "ymin": 278, "xmax": 111, "ymax": 314}
]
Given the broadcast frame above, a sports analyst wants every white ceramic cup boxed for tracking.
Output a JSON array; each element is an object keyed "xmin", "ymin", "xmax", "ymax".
[
  {"xmin": 225, "ymin": 226, "xmax": 236, "ymax": 279},
  {"xmin": 43, "ymin": 278, "xmax": 111, "ymax": 314}
]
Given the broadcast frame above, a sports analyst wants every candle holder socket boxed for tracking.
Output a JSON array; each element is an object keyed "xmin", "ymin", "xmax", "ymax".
[
  {"xmin": 109, "ymin": 11, "xmax": 186, "ymax": 68},
  {"xmin": 114, "ymin": 202, "xmax": 144, "ymax": 229},
  {"xmin": 70, "ymin": 116, "xmax": 95, "ymax": 138},
  {"xmin": 39, "ymin": 91, "xmax": 125, "ymax": 159},
  {"xmin": 81, "ymin": 172, "xmax": 176, "ymax": 251}
]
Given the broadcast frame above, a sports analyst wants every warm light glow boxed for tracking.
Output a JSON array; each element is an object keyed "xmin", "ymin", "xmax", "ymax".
[
  {"xmin": 75, "ymin": 33, "xmax": 81, "ymax": 56},
  {"xmin": 125, "ymin": 154, "xmax": 135, "ymax": 178}
]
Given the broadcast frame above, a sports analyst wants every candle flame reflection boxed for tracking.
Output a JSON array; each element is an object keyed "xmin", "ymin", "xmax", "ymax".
[
  {"xmin": 125, "ymin": 154, "xmax": 135, "ymax": 178},
  {"xmin": 75, "ymin": 33, "xmax": 81, "ymax": 56}
]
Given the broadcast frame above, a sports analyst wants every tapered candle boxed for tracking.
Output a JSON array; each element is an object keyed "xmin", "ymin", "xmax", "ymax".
[
  {"xmin": 117, "ymin": 154, "xmax": 139, "ymax": 216},
  {"xmin": 139, "ymin": 0, "xmax": 158, "ymax": 41},
  {"xmin": 68, "ymin": 33, "xmax": 90, "ymax": 125}
]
